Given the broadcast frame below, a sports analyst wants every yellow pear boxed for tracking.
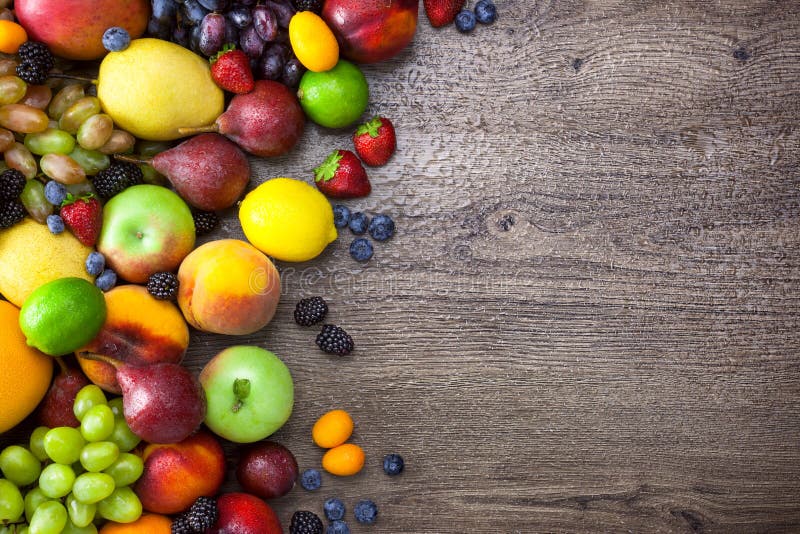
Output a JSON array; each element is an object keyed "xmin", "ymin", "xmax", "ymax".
[{"xmin": 97, "ymin": 38, "xmax": 224, "ymax": 141}]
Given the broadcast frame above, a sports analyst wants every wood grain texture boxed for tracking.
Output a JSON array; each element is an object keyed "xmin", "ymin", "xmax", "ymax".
[{"xmin": 4, "ymin": 0, "xmax": 800, "ymax": 532}]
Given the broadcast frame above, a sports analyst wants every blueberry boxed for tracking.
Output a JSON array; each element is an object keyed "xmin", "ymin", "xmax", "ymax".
[
  {"xmin": 46, "ymin": 214, "xmax": 64, "ymax": 234},
  {"xmin": 85, "ymin": 251, "xmax": 106, "ymax": 276},
  {"xmin": 368, "ymin": 214, "xmax": 395, "ymax": 241},
  {"xmin": 353, "ymin": 500, "xmax": 378, "ymax": 524},
  {"xmin": 102, "ymin": 27, "xmax": 131, "ymax": 52},
  {"xmin": 348, "ymin": 212, "xmax": 368, "ymax": 234},
  {"xmin": 455, "ymin": 9, "xmax": 476, "ymax": 32},
  {"xmin": 326, "ymin": 520, "xmax": 351, "ymax": 534},
  {"xmin": 95, "ymin": 269, "xmax": 117, "ymax": 292},
  {"xmin": 349, "ymin": 238, "xmax": 373, "ymax": 262},
  {"xmin": 300, "ymin": 469, "xmax": 321, "ymax": 491},
  {"xmin": 474, "ymin": 0, "xmax": 497, "ymax": 24},
  {"xmin": 333, "ymin": 205, "xmax": 351, "ymax": 228},
  {"xmin": 44, "ymin": 180, "xmax": 67, "ymax": 206},
  {"xmin": 383, "ymin": 453, "xmax": 404, "ymax": 476},
  {"xmin": 323, "ymin": 498, "xmax": 345, "ymax": 521}
]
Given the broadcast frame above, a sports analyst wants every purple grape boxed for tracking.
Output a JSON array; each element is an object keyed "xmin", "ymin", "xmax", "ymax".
[
  {"xmin": 189, "ymin": 23, "xmax": 203, "ymax": 54},
  {"xmin": 281, "ymin": 57, "xmax": 303, "ymax": 88},
  {"xmin": 224, "ymin": 18, "xmax": 239, "ymax": 45},
  {"xmin": 199, "ymin": 12, "xmax": 226, "ymax": 56},
  {"xmin": 152, "ymin": 0, "xmax": 179, "ymax": 23},
  {"xmin": 181, "ymin": 0, "xmax": 209, "ymax": 26},
  {"xmin": 173, "ymin": 24, "xmax": 191, "ymax": 48},
  {"xmin": 147, "ymin": 16, "xmax": 173, "ymax": 40},
  {"xmin": 197, "ymin": 0, "xmax": 229, "ymax": 9},
  {"xmin": 227, "ymin": 5, "xmax": 253, "ymax": 29},
  {"xmin": 265, "ymin": 0, "xmax": 295, "ymax": 29},
  {"xmin": 239, "ymin": 24, "xmax": 265, "ymax": 58},
  {"xmin": 257, "ymin": 49, "xmax": 285, "ymax": 80},
  {"xmin": 252, "ymin": 5, "xmax": 278, "ymax": 42},
  {"xmin": 239, "ymin": 0, "xmax": 256, "ymax": 5}
]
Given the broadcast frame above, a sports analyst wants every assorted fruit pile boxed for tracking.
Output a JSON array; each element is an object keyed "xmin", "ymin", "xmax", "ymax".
[{"xmin": 0, "ymin": 0, "xmax": 496, "ymax": 532}]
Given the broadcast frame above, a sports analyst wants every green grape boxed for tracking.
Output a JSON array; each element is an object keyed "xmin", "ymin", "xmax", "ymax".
[
  {"xmin": 0, "ymin": 76, "xmax": 28, "ymax": 106},
  {"xmin": 43, "ymin": 427, "xmax": 85, "ymax": 465},
  {"xmin": 0, "ymin": 445, "xmax": 41, "ymax": 486},
  {"xmin": 48, "ymin": 83, "xmax": 85, "ymax": 120},
  {"xmin": 29, "ymin": 499, "xmax": 68, "ymax": 534},
  {"xmin": 4, "ymin": 141, "xmax": 38, "ymax": 179},
  {"xmin": 29, "ymin": 427, "xmax": 49, "ymax": 462},
  {"xmin": 96, "ymin": 486, "xmax": 141, "ymax": 524},
  {"xmin": 58, "ymin": 97, "xmax": 101, "ymax": 135},
  {"xmin": 23, "ymin": 486, "xmax": 48, "ymax": 522},
  {"xmin": 140, "ymin": 164, "xmax": 169, "ymax": 187},
  {"xmin": 97, "ymin": 129, "xmax": 135, "ymax": 155},
  {"xmin": 71, "ymin": 472, "xmax": 115, "ymax": 505},
  {"xmin": 80, "ymin": 405, "xmax": 115, "ymax": 443},
  {"xmin": 17, "ymin": 527, "xmax": 30, "ymax": 534},
  {"xmin": 20, "ymin": 84, "xmax": 53, "ymax": 111},
  {"xmin": 68, "ymin": 146, "xmax": 110, "ymax": 176},
  {"xmin": 0, "ymin": 127, "xmax": 14, "ymax": 152},
  {"xmin": 103, "ymin": 453, "xmax": 143, "ymax": 487},
  {"xmin": 79, "ymin": 442, "xmax": 119, "ymax": 473},
  {"xmin": 38, "ymin": 463, "xmax": 76, "ymax": 499},
  {"xmin": 73, "ymin": 386, "xmax": 107, "ymax": 422},
  {"xmin": 40, "ymin": 153, "xmax": 86, "ymax": 185},
  {"xmin": 107, "ymin": 397, "xmax": 123, "ymax": 418},
  {"xmin": 76, "ymin": 113, "xmax": 113, "ymax": 151},
  {"xmin": 24, "ymin": 128, "xmax": 76, "ymax": 155},
  {"xmin": 66, "ymin": 492, "xmax": 96, "ymax": 528},
  {"xmin": 0, "ymin": 478, "xmax": 24, "ymax": 523},
  {"xmin": 108, "ymin": 417, "xmax": 140, "ymax": 453},
  {"xmin": 20, "ymin": 179, "xmax": 53, "ymax": 224},
  {"xmin": 0, "ymin": 104, "xmax": 49, "ymax": 133},
  {"xmin": 61, "ymin": 521, "xmax": 98, "ymax": 534}
]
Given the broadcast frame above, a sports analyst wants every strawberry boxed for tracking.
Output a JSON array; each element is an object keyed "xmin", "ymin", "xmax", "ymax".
[
  {"xmin": 210, "ymin": 44, "xmax": 254, "ymax": 94},
  {"xmin": 60, "ymin": 193, "xmax": 102, "ymax": 247},
  {"xmin": 314, "ymin": 150, "xmax": 371, "ymax": 199},
  {"xmin": 352, "ymin": 117, "xmax": 396, "ymax": 167},
  {"xmin": 424, "ymin": 0, "xmax": 466, "ymax": 27}
]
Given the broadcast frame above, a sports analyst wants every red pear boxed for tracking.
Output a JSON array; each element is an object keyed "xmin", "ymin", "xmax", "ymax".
[{"xmin": 37, "ymin": 358, "xmax": 90, "ymax": 428}]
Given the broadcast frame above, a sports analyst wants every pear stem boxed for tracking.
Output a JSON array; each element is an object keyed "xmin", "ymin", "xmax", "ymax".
[
  {"xmin": 231, "ymin": 378, "xmax": 251, "ymax": 413},
  {"xmin": 113, "ymin": 153, "xmax": 152, "ymax": 165},
  {"xmin": 177, "ymin": 124, "xmax": 219, "ymax": 136},
  {"xmin": 48, "ymin": 73, "xmax": 98, "ymax": 84},
  {"xmin": 54, "ymin": 356, "xmax": 68, "ymax": 375}
]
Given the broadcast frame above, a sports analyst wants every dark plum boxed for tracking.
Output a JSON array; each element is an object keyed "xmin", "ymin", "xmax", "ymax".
[{"xmin": 236, "ymin": 441, "xmax": 298, "ymax": 499}]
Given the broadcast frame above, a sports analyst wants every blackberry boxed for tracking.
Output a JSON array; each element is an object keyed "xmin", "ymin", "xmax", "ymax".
[
  {"xmin": 146, "ymin": 272, "xmax": 180, "ymax": 300},
  {"xmin": 170, "ymin": 515, "xmax": 193, "ymax": 534},
  {"xmin": 292, "ymin": 0, "xmax": 323, "ymax": 13},
  {"xmin": 315, "ymin": 324, "xmax": 354, "ymax": 356},
  {"xmin": 192, "ymin": 210, "xmax": 219, "ymax": 235},
  {"xmin": 15, "ymin": 62, "xmax": 49, "ymax": 85},
  {"xmin": 91, "ymin": 162, "xmax": 143, "ymax": 199},
  {"xmin": 186, "ymin": 496, "xmax": 218, "ymax": 532},
  {"xmin": 294, "ymin": 296, "xmax": 328, "ymax": 326},
  {"xmin": 0, "ymin": 169, "xmax": 25, "ymax": 200},
  {"xmin": 289, "ymin": 510, "xmax": 324, "ymax": 534},
  {"xmin": 17, "ymin": 41, "xmax": 55, "ymax": 71},
  {"xmin": 0, "ymin": 199, "xmax": 26, "ymax": 229}
]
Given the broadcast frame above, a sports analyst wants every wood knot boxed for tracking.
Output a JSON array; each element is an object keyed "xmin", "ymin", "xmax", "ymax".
[
  {"xmin": 733, "ymin": 46, "xmax": 750, "ymax": 62},
  {"xmin": 572, "ymin": 58, "xmax": 584, "ymax": 72},
  {"xmin": 497, "ymin": 214, "xmax": 516, "ymax": 231}
]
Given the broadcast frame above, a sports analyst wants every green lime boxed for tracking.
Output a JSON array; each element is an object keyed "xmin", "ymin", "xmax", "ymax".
[
  {"xmin": 297, "ymin": 59, "xmax": 369, "ymax": 129},
  {"xmin": 19, "ymin": 277, "xmax": 106, "ymax": 356}
]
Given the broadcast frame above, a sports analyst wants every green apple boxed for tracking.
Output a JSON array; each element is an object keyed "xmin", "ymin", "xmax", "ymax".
[
  {"xmin": 97, "ymin": 185, "xmax": 195, "ymax": 284},
  {"xmin": 199, "ymin": 346, "xmax": 294, "ymax": 443}
]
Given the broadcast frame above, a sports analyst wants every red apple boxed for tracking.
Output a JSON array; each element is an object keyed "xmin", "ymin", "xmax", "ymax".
[
  {"xmin": 322, "ymin": 0, "xmax": 419, "ymax": 64},
  {"xmin": 15, "ymin": 0, "xmax": 150, "ymax": 61},
  {"xmin": 208, "ymin": 493, "xmax": 283, "ymax": 534}
]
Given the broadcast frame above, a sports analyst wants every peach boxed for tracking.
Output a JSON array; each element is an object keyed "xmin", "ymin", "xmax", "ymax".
[
  {"xmin": 134, "ymin": 431, "xmax": 226, "ymax": 515},
  {"xmin": 177, "ymin": 239, "xmax": 280, "ymax": 335},
  {"xmin": 76, "ymin": 285, "xmax": 190, "ymax": 394}
]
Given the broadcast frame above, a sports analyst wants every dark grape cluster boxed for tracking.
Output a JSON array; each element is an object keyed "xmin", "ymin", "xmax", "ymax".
[{"xmin": 147, "ymin": 0, "xmax": 306, "ymax": 88}]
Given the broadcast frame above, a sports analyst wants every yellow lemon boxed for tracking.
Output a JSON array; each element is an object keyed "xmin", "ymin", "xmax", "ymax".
[
  {"xmin": 239, "ymin": 178, "xmax": 337, "ymax": 262},
  {"xmin": 289, "ymin": 11, "xmax": 339, "ymax": 73},
  {"xmin": 0, "ymin": 218, "xmax": 94, "ymax": 307}
]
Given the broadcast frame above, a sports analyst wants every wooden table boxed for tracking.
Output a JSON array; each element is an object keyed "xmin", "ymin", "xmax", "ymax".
[{"xmin": 5, "ymin": 1, "xmax": 800, "ymax": 532}]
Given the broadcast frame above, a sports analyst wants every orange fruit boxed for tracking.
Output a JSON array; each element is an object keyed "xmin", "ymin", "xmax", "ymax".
[
  {"xmin": 0, "ymin": 300, "xmax": 53, "ymax": 433},
  {"xmin": 0, "ymin": 21, "xmax": 27, "ymax": 54},
  {"xmin": 312, "ymin": 409, "xmax": 354, "ymax": 448},
  {"xmin": 289, "ymin": 11, "xmax": 339, "ymax": 72},
  {"xmin": 322, "ymin": 443, "xmax": 365, "ymax": 476},
  {"xmin": 99, "ymin": 513, "xmax": 172, "ymax": 533}
]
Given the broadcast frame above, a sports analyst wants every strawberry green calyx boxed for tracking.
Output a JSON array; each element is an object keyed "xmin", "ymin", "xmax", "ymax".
[
  {"xmin": 314, "ymin": 150, "xmax": 343, "ymax": 182},
  {"xmin": 356, "ymin": 117, "xmax": 383, "ymax": 138},
  {"xmin": 210, "ymin": 43, "xmax": 238, "ymax": 65},
  {"xmin": 60, "ymin": 192, "xmax": 95, "ymax": 208}
]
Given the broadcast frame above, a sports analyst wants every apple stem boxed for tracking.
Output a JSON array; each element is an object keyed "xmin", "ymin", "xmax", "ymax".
[
  {"xmin": 113, "ymin": 153, "xmax": 152, "ymax": 165},
  {"xmin": 231, "ymin": 378, "xmax": 251, "ymax": 413},
  {"xmin": 48, "ymin": 73, "xmax": 98, "ymax": 84},
  {"xmin": 177, "ymin": 124, "xmax": 219, "ymax": 136}
]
